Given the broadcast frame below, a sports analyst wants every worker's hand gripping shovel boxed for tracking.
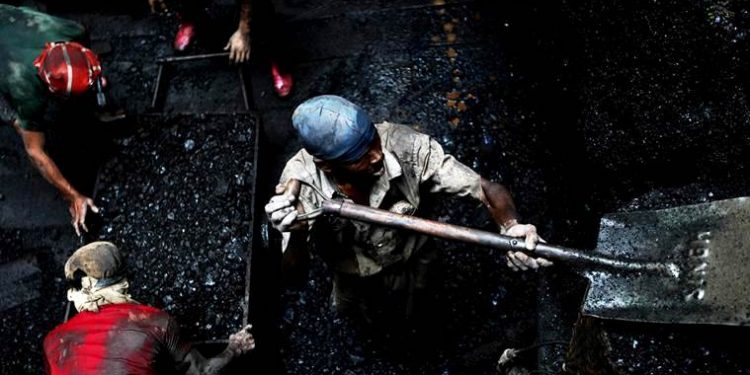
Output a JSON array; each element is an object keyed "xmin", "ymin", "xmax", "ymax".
[
  {"xmin": 265, "ymin": 179, "xmax": 304, "ymax": 232},
  {"xmin": 312, "ymin": 198, "xmax": 750, "ymax": 326}
]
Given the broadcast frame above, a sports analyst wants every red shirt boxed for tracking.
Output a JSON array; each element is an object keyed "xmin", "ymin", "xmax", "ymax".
[{"xmin": 44, "ymin": 303, "xmax": 191, "ymax": 375}]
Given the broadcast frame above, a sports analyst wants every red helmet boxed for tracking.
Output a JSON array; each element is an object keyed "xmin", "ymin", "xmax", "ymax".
[{"xmin": 33, "ymin": 42, "xmax": 102, "ymax": 96}]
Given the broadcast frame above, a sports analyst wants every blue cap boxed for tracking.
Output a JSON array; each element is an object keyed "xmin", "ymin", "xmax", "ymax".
[{"xmin": 291, "ymin": 95, "xmax": 375, "ymax": 163}]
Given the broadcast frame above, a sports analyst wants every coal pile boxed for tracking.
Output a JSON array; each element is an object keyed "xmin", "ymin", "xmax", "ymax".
[
  {"xmin": 0, "ymin": 229, "xmax": 77, "ymax": 375},
  {"xmin": 95, "ymin": 113, "xmax": 256, "ymax": 341}
]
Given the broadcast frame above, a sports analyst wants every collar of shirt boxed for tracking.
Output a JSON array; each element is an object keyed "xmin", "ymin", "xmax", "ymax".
[{"xmin": 317, "ymin": 146, "xmax": 402, "ymax": 208}]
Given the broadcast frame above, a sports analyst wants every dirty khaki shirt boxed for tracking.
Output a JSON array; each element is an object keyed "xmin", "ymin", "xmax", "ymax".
[{"xmin": 279, "ymin": 122, "xmax": 484, "ymax": 276}]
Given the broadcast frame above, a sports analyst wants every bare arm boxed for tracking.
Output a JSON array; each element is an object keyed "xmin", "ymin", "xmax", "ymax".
[
  {"xmin": 14, "ymin": 121, "xmax": 98, "ymax": 235},
  {"xmin": 15, "ymin": 122, "xmax": 77, "ymax": 198},
  {"xmin": 183, "ymin": 350, "xmax": 232, "ymax": 375},
  {"xmin": 225, "ymin": 0, "xmax": 252, "ymax": 62},
  {"xmin": 479, "ymin": 177, "xmax": 551, "ymax": 270},
  {"xmin": 479, "ymin": 177, "xmax": 520, "ymax": 230},
  {"xmin": 177, "ymin": 325, "xmax": 255, "ymax": 375},
  {"xmin": 238, "ymin": 0, "xmax": 251, "ymax": 33},
  {"xmin": 148, "ymin": 0, "xmax": 168, "ymax": 13}
]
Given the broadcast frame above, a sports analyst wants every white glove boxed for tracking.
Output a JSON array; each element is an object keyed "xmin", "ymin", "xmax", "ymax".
[
  {"xmin": 265, "ymin": 193, "xmax": 298, "ymax": 232},
  {"xmin": 503, "ymin": 222, "xmax": 553, "ymax": 271}
]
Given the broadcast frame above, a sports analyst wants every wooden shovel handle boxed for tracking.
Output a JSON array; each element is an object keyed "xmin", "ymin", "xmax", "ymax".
[{"xmin": 321, "ymin": 200, "xmax": 676, "ymax": 276}]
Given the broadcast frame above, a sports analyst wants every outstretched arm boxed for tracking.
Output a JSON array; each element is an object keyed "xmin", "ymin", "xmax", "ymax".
[
  {"xmin": 418, "ymin": 135, "xmax": 550, "ymax": 271},
  {"xmin": 479, "ymin": 178, "xmax": 520, "ymax": 230},
  {"xmin": 170, "ymin": 324, "xmax": 255, "ymax": 375},
  {"xmin": 479, "ymin": 178, "xmax": 552, "ymax": 271},
  {"xmin": 225, "ymin": 0, "xmax": 252, "ymax": 63},
  {"xmin": 238, "ymin": 0, "xmax": 251, "ymax": 33},
  {"xmin": 14, "ymin": 121, "xmax": 98, "ymax": 235}
]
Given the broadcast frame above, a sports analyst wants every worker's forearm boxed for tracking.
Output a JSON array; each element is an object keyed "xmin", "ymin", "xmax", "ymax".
[
  {"xmin": 184, "ymin": 349, "xmax": 234, "ymax": 375},
  {"xmin": 480, "ymin": 178, "xmax": 519, "ymax": 229},
  {"xmin": 238, "ymin": 0, "xmax": 251, "ymax": 32},
  {"xmin": 27, "ymin": 150, "xmax": 78, "ymax": 199},
  {"xmin": 282, "ymin": 228, "xmax": 308, "ymax": 253}
]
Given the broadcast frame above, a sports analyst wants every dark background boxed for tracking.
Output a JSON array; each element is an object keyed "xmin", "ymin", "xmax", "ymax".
[{"xmin": 1, "ymin": 0, "xmax": 749, "ymax": 374}]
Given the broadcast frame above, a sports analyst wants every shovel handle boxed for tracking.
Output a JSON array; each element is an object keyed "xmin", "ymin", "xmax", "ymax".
[{"xmin": 321, "ymin": 200, "xmax": 674, "ymax": 275}]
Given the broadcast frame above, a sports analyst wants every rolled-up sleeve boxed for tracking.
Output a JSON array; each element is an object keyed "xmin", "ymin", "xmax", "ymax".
[
  {"xmin": 277, "ymin": 151, "xmax": 325, "ymax": 233},
  {"xmin": 279, "ymin": 151, "xmax": 309, "ymax": 185},
  {"xmin": 420, "ymin": 138, "xmax": 483, "ymax": 200}
]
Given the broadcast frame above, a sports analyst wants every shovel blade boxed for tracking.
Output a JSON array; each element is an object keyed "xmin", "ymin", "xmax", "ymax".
[{"xmin": 582, "ymin": 197, "xmax": 750, "ymax": 326}]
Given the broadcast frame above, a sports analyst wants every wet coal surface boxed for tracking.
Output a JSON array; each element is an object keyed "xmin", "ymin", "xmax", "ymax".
[
  {"xmin": 0, "ymin": 228, "xmax": 78, "ymax": 374},
  {"xmin": 95, "ymin": 113, "xmax": 255, "ymax": 341},
  {"xmin": 3, "ymin": 0, "xmax": 750, "ymax": 374}
]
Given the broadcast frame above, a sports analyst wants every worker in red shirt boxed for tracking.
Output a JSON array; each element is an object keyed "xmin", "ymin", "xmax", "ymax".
[{"xmin": 44, "ymin": 241, "xmax": 255, "ymax": 375}]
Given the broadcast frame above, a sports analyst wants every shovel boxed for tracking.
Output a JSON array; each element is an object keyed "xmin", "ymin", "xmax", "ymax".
[{"xmin": 314, "ymin": 197, "xmax": 750, "ymax": 326}]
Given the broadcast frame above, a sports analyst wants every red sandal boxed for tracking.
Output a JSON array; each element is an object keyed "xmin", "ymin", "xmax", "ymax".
[
  {"xmin": 271, "ymin": 62, "xmax": 293, "ymax": 97},
  {"xmin": 173, "ymin": 22, "xmax": 196, "ymax": 51}
]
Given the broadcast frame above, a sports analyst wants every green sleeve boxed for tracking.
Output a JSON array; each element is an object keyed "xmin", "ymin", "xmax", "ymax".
[
  {"xmin": 0, "ymin": 5, "xmax": 87, "ymax": 132},
  {"xmin": 9, "ymin": 68, "xmax": 48, "ymax": 132}
]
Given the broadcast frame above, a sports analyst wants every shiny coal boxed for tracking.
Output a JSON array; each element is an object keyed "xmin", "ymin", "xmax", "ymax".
[{"xmin": 95, "ymin": 113, "xmax": 255, "ymax": 341}]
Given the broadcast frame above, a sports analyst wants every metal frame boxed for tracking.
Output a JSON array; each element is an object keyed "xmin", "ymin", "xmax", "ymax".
[
  {"xmin": 63, "ymin": 54, "xmax": 260, "ymax": 350},
  {"xmin": 150, "ymin": 52, "xmax": 251, "ymax": 112}
]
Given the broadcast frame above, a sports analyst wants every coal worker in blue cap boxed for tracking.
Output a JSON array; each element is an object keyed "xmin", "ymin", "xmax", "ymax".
[{"xmin": 265, "ymin": 95, "xmax": 550, "ymax": 326}]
